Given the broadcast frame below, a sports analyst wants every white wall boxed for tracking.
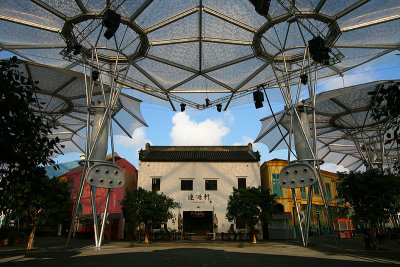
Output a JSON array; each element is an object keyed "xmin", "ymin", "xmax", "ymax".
[{"xmin": 138, "ymin": 161, "xmax": 260, "ymax": 233}]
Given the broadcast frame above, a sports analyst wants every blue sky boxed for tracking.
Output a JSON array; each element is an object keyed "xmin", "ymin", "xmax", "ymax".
[{"xmin": 2, "ymin": 50, "xmax": 400, "ymax": 172}]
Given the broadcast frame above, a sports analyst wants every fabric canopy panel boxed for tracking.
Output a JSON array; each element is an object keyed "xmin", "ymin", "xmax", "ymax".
[
  {"xmin": 14, "ymin": 60, "xmax": 147, "ymax": 155},
  {"xmin": 255, "ymin": 80, "xmax": 400, "ymax": 171},
  {"xmin": 0, "ymin": 0, "xmax": 399, "ymax": 110}
]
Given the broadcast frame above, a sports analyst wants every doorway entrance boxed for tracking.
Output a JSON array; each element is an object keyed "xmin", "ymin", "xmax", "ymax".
[{"xmin": 183, "ymin": 211, "xmax": 213, "ymax": 235}]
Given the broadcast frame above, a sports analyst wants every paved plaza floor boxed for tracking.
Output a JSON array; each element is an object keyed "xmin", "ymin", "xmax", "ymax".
[{"xmin": 1, "ymin": 236, "xmax": 400, "ymax": 266}]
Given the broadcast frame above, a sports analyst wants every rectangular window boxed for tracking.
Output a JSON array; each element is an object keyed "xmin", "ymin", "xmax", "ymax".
[
  {"xmin": 300, "ymin": 187, "xmax": 307, "ymax": 199},
  {"xmin": 181, "ymin": 180, "xmax": 193, "ymax": 191},
  {"xmin": 325, "ymin": 183, "xmax": 332, "ymax": 202},
  {"xmin": 313, "ymin": 183, "xmax": 320, "ymax": 195},
  {"xmin": 238, "ymin": 178, "xmax": 246, "ymax": 189},
  {"xmin": 205, "ymin": 180, "xmax": 217, "ymax": 191},
  {"xmin": 152, "ymin": 178, "xmax": 160, "ymax": 192},
  {"xmin": 272, "ymin": 174, "xmax": 282, "ymax": 197}
]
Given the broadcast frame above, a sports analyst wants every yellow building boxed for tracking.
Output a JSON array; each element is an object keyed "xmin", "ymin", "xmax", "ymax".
[{"xmin": 261, "ymin": 159, "xmax": 345, "ymax": 236}]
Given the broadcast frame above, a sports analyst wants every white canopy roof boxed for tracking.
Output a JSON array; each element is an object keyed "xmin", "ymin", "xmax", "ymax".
[
  {"xmin": 13, "ymin": 60, "xmax": 147, "ymax": 154},
  {"xmin": 255, "ymin": 80, "xmax": 400, "ymax": 171},
  {"xmin": 1, "ymin": 0, "xmax": 399, "ymax": 110}
]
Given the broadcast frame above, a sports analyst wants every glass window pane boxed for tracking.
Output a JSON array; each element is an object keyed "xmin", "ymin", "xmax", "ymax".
[
  {"xmin": 205, "ymin": 180, "xmax": 217, "ymax": 191},
  {"xmin": 300, "ymin": 187, "xmax": 307, "ymax": 199},
  {"xmin": 181, "ymin": 180, "xmax": 193, "ymax": 191},
  {"xmin": 152, "ymin": 178, "xmax": 160, "ymax": 192},
  {"xmin": 314, "ymin": 184, "xmax": 320, "ymax": 195},
  {"xmin": 272, "ymin": 174, "xmax": 282, "ymax": 197},
  {"xmin": 238, "ymin": 178, "xmax": 246, "ymax": 189},
  {"xmin": 325, "ymin": 183, "xmax": 332, "ymax": 202}
]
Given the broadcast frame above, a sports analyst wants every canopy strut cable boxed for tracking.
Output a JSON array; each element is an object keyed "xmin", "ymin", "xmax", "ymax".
[{"xmin": 263, "ymin": 87, "xmax": 298, "ymax": 160}]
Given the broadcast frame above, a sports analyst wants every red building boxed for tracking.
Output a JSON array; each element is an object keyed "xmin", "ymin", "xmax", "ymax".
[{"xmin": 62, "ymin": 153, "xmax": 137, "ymax": 240}]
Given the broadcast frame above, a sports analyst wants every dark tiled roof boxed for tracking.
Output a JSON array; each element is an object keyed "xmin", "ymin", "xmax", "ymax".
[{"xmin": 139, "ymin": 143, "xmax": 260, "ymax": 162}]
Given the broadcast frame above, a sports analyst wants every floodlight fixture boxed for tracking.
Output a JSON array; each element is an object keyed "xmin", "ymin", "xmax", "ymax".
[
  {"xmin": 253, "ymin": 89, "xmax": 264, "ymax": 109},
  {"xmin": 205, "ymin": 98, "xmax": 211, "ymax": 107},
  {"xmin": 308, "ymin": 36, "xmax": 331, "ymax": 65},
  {"xmin": 180, "ymin": 103, "xmax": 186, "ymax": 112},
  {"xmin": 102, "ymin": 9, "xmax": 121, "ymax": 40},
  {"xmin": 300, "ymin": 74, "xmax": 308, "ymax": 85},
  {"xmin": 216, "ymin": 104, "xmax": 222, "ymax": 112},
  {"xmin": 92, "ymin": 70, "xmax": 100, "ymax": 81},
  {"xmin": 249, "ymin": 0, "xmax": 271, "ymax": 16}
]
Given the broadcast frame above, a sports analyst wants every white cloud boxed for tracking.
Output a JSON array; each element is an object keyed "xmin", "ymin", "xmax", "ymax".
[
  {"xmin": 233, "ymin": 136, "xmax": 263, "ymax": 151},
  {"xmin": 223, "ymin": 110, "xmax": 234, "ymax": 124},
  {"xmin": 115, "ymin": 127, "xmax": 152, "ymax": 150},
  {"xmin": 170, "ymin": 112, "xmax": 230, "ymax": 145},
  {"xmin": 320, "ymin": 163, "xmax": 349, "ymax": 173},
  {"xmin": 319, "ymin": 69, "xmax": 378, "ymax": 92}
]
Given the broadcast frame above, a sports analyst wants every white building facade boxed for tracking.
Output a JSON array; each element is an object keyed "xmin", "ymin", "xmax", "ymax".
[{"xmin": 138, "ymin": 143, "xmax": 261, "ymax": 235}]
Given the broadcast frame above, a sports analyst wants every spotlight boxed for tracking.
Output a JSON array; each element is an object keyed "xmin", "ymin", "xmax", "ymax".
[
  {"xmin": 92, "ymin": 70, "xmax": 100, "ymax": 81},
  {"xmin": 249, "ymin": 0, "xmax": 271, "ymax": 16},
  {"xmin": 308, "ymin": 36, "xmax": 331, "ymax": 65},
  {"xmin": 102, "ymin": 9, "xmax": 121, "ymax": 40},
  {"xmin": 253, "ymin": 90, "xmax": 264, "ymax": 109},
  {"xmin": 180, "ymin": 103, "xmax": 186, "ymax": 112},
  {"xmin": 216, "ymin": 104, "xmax": 222, "ymax": 112},
  {"xmin": 300, "ymin": 74, "xmax": 308, "ymax": 85},
  {"xmin": 205, "ymin": 98, "xmax": 211, "ymax": 107},
  {"xmin": 73, "ymin": 44, "xmax": 82, "ymax": 55}
]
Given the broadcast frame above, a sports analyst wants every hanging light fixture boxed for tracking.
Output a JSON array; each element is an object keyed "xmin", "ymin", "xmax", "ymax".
[
  {"xmin": 92, "ymin": 70, "xmax": 100, "ymax": 81},
  {"xmin": 205, "ymin": 98, "xmax": 211, "ymax": 107},
  {"xmin": 253, "ymin": 87, "xmax": 264, "ymax": 109},
  {"xmin": 249, "ymin": 0, "xmax": 271, "ymax": 16},
  {"xmin": 300, "ymin": 74, "xmax": 308, "ymax": 85},
  {"xmin": 102, "ymin": 9, "xmax": 121, "ymax": 40},
  {"xmin": 308, "ymin": 36, "xmax": 331, "ymax": 65}
]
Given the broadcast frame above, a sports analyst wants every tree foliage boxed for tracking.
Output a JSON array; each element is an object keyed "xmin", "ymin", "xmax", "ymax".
[
  {"xmin": 336, "ymin": 169, "xmax": 400, "ymax": 248},
  {"xmin": 0, "ymin": 57, "xmax": 67, "ymax": 249},
  {"xmin": 226, "ymin": 187, "xmax": 277, "ymax": 233},
  {"xmin": 121, "ymin": 188, "xmax": 180, "ymax": 237}
]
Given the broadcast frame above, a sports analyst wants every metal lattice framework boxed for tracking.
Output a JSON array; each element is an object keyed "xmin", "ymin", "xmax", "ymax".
[
  {"xmin": 12, "ymin": 60, "xmax": 147, "ymax": 155},
  {"xmin": 255, "ymin": 80, "xmax": 400, "ymax": 172},
  {"xmin": 1, "ymin": 0, "xmax": 400, "ymax": 110}
]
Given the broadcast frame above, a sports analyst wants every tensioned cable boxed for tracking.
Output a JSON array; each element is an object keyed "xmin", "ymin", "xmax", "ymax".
[{"xmin": 263, "ymin": 87, "xmax": 298, "ymax": 160}]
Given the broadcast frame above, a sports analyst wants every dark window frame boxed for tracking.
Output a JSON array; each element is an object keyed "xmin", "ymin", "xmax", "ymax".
[
  {"xmin": 181, "ymin": 180, "xmax": 193, "ymax": 191},
  {"xmin": 205, "ymin": 180, "xmax": 217, "ymax": 191},
  {"xmin": 300, "ymin": 187, "xmax": 307, "ymax": 199},
  {"xmin": 272, "ymin": 174, "xmax": 283, "ymax": 197},
  {"xmin": 325, "ymin": 183, "xmax": 332, "ymax": 202},
  {"xmin": 152, "ymin": 178, "xmax": 160, "ymax": 192},
  {"xmin": 314, "ymin": 183, "xmax": 320, "ymax": 195},
  {"xmin": 238, "ymin": 178, "xmax": 246, "ymax": 189}
]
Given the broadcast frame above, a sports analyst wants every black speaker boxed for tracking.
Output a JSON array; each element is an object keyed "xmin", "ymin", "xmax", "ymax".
[
  {"xmin": 253, "ymin": 90, "xmax": 264, "ymax": 109},
  {"xmin": 308, "ymin": 36, "xmax": 331, "ymax": 65},
  {"xmin": 205, "ymin": 98, "xmax": 211, "ymax": 107},
  {"xmin": 180, "ymin": 103, "xmax": 186, "ymax": 112},
  {"xmin": 300, "ymin": 74, "xmax": 308, "ymax": 85},
  {"xmin": 102, "ymin": 9, "xmax": 121, "ymax": 40},
  {"xmin": 92, "ymin": 70, "xmax": 99, "ymax": 81},
  {"xmin": 216, "ymin": 104, "xmax": 222, "ymax": 112},
  {"xmin": 249, "ymin": 0, "xmax": 271, "ymax": 16}
]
